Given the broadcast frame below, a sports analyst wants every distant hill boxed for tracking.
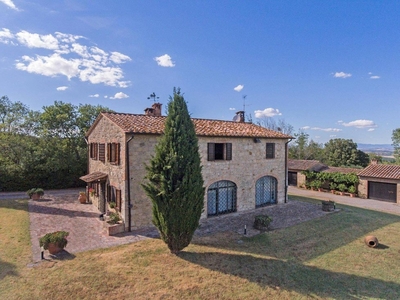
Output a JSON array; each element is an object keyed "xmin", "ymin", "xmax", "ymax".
[{"xmin": 358, "ymin": 144, "xmax": 394, "ymax": 156}]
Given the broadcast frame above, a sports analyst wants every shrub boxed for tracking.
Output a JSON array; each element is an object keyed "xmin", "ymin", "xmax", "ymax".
[
  {"xmin": 109, "ymin": 202, "xmax": 116, "ymax": 209},
  {"xmin": 39, "ymin": 231, "xmax": 69, "ymax": 250},
  {"xmin": 253, "ymin": 215, "xmax": 273, "ymax": 231},
  {"xmin": 108, "ymin": 212, "xmax": 121, "ymax": 224},
  {"xmin": 27, "ymin": 188, "xmax": 44, "ymax": 198},
  {"xmin": 337, "ymin": 184, "xmax": 347, "ymax": 192},
  {"xmin": 348, "ymin": 185, "xmax": 356, "ymax": 194}
]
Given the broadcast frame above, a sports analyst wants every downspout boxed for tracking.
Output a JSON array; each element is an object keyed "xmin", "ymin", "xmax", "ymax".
[
  {"xmin": 284, "ymin": 138, "xmax": 293, "ymax": 203},
  {"xmin": 84, "ymin": 137, "xmax": 89, "ymax": 197},
  {"xmin": 126, "ymin": 135, "xmax": 134, "ymax": 232}
]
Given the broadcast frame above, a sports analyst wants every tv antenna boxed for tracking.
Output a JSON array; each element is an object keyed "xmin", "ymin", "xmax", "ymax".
[{"xmin": 147, "ymin": 92, "xmax": 159, "ymax": 103}]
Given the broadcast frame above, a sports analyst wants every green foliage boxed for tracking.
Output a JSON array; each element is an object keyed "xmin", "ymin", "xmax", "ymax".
[
  {"xmin": 337, "ymin": 184, "xmax": 347, "ymax": 192},
  {"xmin": 108, "ymin": 212, "xmax": 121, "ymax": 224},
  {"xmin": 329, "ymin": 182, "xmax": 337, "ymax": 190},
  {"xmin": 289, "ymin": 130, "xmax": 324, "ymax": 160},
  {"xmin": 39, "ymin": 231, "xmax": 69, "ymax": 250},
  {"xmin": 392, "ymin": 128, "xmax": 400, "ymax": 164},
  {"xmin": 348, "ymin": 185, "xmax": 356, "ymax": 194},
  {"xmin": 303, "ymin": 171, "xmax": 359, "ymax": 192},
  {"xmin": 253, "ymin": 215, "xmax": 273, "ymax": 231},
  {"xmin": 26, "ymin": 188, "xmax": 44, "ymax": 198},
  {"xmin": 0, "ymin": 97, "xmax": 112, "ymax": 191},
  {"xmin": 109, "ymin": 202, "xmax": 116, "ymax": 209},
  {"xmin": 323, "ymin": 138, "xmax": 369, "ymax": 167},
  {"xmin": 142, "ymin": 88, "xmax": 205, "ymax": 254}
]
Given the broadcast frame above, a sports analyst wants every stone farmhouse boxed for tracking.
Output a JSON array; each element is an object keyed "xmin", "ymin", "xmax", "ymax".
[{"xmin": 80, "ymin": 103, "xmax": 292, "ymax": 232}]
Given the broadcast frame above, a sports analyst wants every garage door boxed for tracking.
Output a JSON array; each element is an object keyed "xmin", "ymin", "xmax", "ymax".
[{"xmin": 368, "ymin": 181, "xmax": 397, "ymax": 202}]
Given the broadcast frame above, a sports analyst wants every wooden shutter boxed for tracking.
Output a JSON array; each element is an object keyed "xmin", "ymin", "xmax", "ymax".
[
  {"xmin": 107, "ymin": 143, "xmax": 111, "ymax": 162},
  {"xmin": 116, "ymin": 189, "xmax": 122, "ymax": 212},
  {"xmin": 266, "ymin": 143, "xmax": 275, "ymax": 159},
  {"xmin": 225, "ymin": 143, "xmax": 232, "ymax": 160},
  {"xmin": 116, "ymin": 143, "xmax": 120, "ymax": 165},
  {"xmin": 208, "ymin": 143, "xmax": 215, "ymax": 161}
]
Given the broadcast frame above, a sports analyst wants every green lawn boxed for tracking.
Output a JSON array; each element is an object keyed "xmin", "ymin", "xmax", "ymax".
[{"xmin": 1, "ymin": 197, "xmax": 400, "ymax": 299}]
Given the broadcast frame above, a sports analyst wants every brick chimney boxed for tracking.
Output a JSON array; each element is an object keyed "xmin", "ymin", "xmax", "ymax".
[
  {"xmin": 233, "ymin": 111, "xmax": 245, "ymax": 122},
  {"xmin": 144, "ymin": 103, "xmax": 162, "ymax": 116}
]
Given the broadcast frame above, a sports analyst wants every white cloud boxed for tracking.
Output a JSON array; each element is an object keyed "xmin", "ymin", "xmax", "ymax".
[
  {"xmin": 333, "ymin": 72, "xmax": 352, "ymax": 78},
  {"xmin": 234, "ymin": 84, "xmax": 244, "ymax": 92},
  {"xmin": 56, "ymin": 86, "xmax": 68, "ymax": 91},
  {"xmin": 89, "ymin": 94, "xmax": 100, "ymax": 98},
  {"xmin": 368, "ymin": 128, "xmax": 375, "ymax": 132},
  {"xmin": 0, "ymin": 0, "xmax": 18, "ymax": 10},
  {"xmin": 110, "ymin": 92, "xmax": 129, "ymax": 99},
  {"xmin": 330, "ymin": 135, "xmax": 337, "ymax": 138},
  {"xmin": 154, "ymin": 54, "xmax": 175, "ymax": 67},
  {"xmin": 229, "ymin": 107, "xmax": 236, "ymax": 111},
  {"xmin": 303, "ymin": 126, "xmax": 342, "ymax": 132},
  {"xmin": 254, "ymin": 108, "xmax": 282, "ymax": 118},
  {"xmin": 2, "ymin": 28, "xmax": 131, "ymax": 87},
  {"xmin": 341, "ymin": 119, "xmax": 377, "ymax": 129},
  {"xmin": 16, "ymin": 31, "xmax": 59, "ymax": 50},
  {"xmin": 370, "ymin": 75, "xmax": 380, "ymax": 79}
]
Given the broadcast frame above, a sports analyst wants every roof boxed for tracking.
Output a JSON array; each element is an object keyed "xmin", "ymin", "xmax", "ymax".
[
  {"xmin": 322, "ymin": 166, "xmax": 361, "ymax": 174},
  {"xmin": 357, "ymin": 164, "xmax": 400, "ymax": 180},
  {"xmin": 288, "ymin": 159, "xmax": 328, "ymax": 172},
  {"xmin": 80, "ymin": 172, "xmax": 108, "ymax": 183},
  {"xmin": 87, "ymin": 112, "xmax": 292, "ymax": 139}
]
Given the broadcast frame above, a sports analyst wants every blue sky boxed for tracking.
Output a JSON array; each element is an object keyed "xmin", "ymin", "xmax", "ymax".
[{"xmin": 1, "ymin": 1, "xmax": 399, "ymax": 144}]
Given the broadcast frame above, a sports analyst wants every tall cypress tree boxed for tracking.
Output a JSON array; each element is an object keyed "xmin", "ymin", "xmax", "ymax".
[{"xmin": 142, "ymin": 88, "xmax": 204, "ymax": 254}]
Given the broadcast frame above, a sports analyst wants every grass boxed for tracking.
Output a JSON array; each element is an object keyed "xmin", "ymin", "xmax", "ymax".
[{"xmin": 1, "ymin": 196, "xmax": 400, "ymax": 299}]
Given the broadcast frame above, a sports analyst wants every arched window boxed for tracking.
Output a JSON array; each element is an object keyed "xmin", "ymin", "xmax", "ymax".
[
  {"xmin": 255, "ymin": 176, "xmax": 277, "ymax": 207},
  {"xmin": 207, "ymin": 180, "xmax": 237, "ymax": 216}
]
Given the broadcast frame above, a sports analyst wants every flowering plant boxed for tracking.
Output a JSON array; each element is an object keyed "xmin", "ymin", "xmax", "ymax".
[{"xmin": 89, "ymin": 187, "xmax": 95, "ymax": 196}]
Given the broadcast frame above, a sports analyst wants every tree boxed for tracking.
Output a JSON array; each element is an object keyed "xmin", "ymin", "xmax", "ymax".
[
  {"xmin": 392, "ymin": 128, "xmax": 400, "ymax": 164},
  {"xmin": 256, "ymin": 117, "xmax": 294, "ymax": 135},
  {"xmin": 323, "ymin": 138, "xmax": 369, "ymax": 167},
  {"xmin": 142, "ymin": 88, "xmax": 205, "ymax": 254},
  {"xmin": 288, "ymin": 130, "xmax": 324, "ymax": 160}
]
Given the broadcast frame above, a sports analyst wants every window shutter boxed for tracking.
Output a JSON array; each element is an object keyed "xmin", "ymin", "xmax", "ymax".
[
  {"xmin": 116, "ymin": 189, "xmax": 121, "ymax": 212},
  {"xmin": 107, "ymin": 143, "xmax": 111, "ymax": 162},
  {"xmin": 208, "ymin": 143, "xmax": 215, "ymax": 161},
  {"xmin": 225, "ymin": 143, "xmax": 232, "ymax": 160},
  {"xmin": 266, "ymin": 143, "xmax": 275, "ymax": 159},
  {"xmin": 116, "ymin": 143, "xmax": 120, "ymax": 165}
]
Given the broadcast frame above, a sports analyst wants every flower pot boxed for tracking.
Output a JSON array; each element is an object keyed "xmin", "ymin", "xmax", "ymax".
[
  {"xmin": 322, "ymin": 201, "xmax": 335, "ymax": 212},
  {"xmin": 32, "ymin": 193, "xmax": 41, "ymax": 200},
  {"xmin": 364, "ymin": 235, "xmax": 379, "ymax": 248},
  {"xmin": 78, "ymin": 193, "xmax": 87, "ymax": 204},
  {"xmin": 47, "ymin": 242, "xmax": 64, "ymax": 255}
]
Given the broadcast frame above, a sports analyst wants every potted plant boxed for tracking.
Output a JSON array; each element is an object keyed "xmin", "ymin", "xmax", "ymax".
[
  {"xmin": 89, "ymin": 187, "xmax": 95, "ymax": 197},
  {"xmin": 337, "ymin": 184, "xmax": 347, "ymax": 196},
  {"xmin": 329, "ymin": 182, "xmax": 337, "ymax": 194},
  {"xmin": 39, "ymin": 231, "xmax": 69, "ymax": 255},
  {"xmin": 27, "ymin": 188, "xmax": 45, "ymax": 200},
  {"xmin": 78, "ymin": 191, "xmax": 87, "ymax": 204},
  {"xmin": 348, "ymin": 185, "xmax": 357, "ymax": 197},
  {"xmin": 321, "ymin": 200, "xmax": 335, "ymax": 212},
  {"xmin": 253, "ymin": 215, "xmax": 273, "ymax": 231}
]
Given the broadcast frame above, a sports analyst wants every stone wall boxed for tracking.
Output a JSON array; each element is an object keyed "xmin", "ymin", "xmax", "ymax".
[
  {"xmin": 128, "ymin": 134, "xmax": 289, "ymax": 228},
  {"xmin": 359, "ymin": 177, "xmax": 400, "ymax": 203},
  {"xmin": 87, "ymin": 117, "xmax": 128, "ymax": 228}
]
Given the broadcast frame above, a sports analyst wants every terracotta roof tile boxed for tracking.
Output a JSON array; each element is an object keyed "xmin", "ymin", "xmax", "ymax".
[
  {"xmin": 288, "ymin": 159, "xmax": 328, "ymax": 172},
  {"xmin": 322, "ymin": 166, "xmax": 361, "ymax": 174},
  {"xmin": 80, "ymin": 172, "xmax": 108, "ymax": 183},
  {"xmin": 357, "ymin": 164, "xmax": 400, "ymax": 180},
  {"xmin": 101, "ymin": 112, "xmax": 292, "ymax": 139}
]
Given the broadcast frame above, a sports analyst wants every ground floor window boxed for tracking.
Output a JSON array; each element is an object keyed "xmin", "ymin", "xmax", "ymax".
[
  {"xmin": 207, "ymin": 180, "xmax": 237, "ymax": 216},
  {"xmin": 255, "ymin": 176, "xmax": 277, "ymax": 207}
]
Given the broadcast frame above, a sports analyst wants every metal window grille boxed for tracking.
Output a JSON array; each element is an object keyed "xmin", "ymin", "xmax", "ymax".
[
  {"xmin": 256, "ymin": 176, "xmax": 277, "ymax": 208},
  {"xmin": 207, "ymin": 180, "xmax": 237, "ymax": 216}
]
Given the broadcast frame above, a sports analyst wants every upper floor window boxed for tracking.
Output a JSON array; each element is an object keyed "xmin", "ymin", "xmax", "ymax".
[
  {"xmin": 107, "ymin": 143, "xmax": 120, "ymax": 165},
  {"xmin": 207, "ymin": 143, "xmax": 232, "ymax": 161},
  {"xmin": 266, "ymin": 143, "xmax": 275, "ymax": 159},
  {"xmin": 99, "ymin": 143, "xmax": 106, "ymax": 162},
  {"xmin": 90, "ymin": 143, "xmax": 98, "ymax": 160}
]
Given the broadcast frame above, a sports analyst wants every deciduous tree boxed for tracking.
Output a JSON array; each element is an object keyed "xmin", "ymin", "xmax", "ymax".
[{"xmin": 392, "ymin": 128, "xmax": 400, "ymax": 164}]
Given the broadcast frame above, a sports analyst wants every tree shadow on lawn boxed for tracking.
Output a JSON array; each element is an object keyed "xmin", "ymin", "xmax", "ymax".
[
  {"xmin": 28, "ymin": 202, "xmax": 101, "ymax": 219},
  {"xmin": 192, "ymin": 204, "xmax": 400, "ymax": 263},
  {"xmin": 179, "ymin": 251, "xmax": 400, "ymax": 299},
  {"xmin": 0, "ymin": 258, "xmax": 19, "ymax": 280}
]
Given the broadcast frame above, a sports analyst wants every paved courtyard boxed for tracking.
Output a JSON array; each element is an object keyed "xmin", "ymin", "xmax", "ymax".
[{"xmin": 26, "ymin": 189, "xmax": 331, "ymax": 262}]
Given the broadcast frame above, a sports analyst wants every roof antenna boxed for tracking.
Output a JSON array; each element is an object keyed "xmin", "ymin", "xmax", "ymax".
[
  {"xmin": 242, "ymin": 95, "xmax": 247, "ymax": 122},
  {"xmin": 147, "ymin": 92, "xmax": 159, "ymax": 103}
]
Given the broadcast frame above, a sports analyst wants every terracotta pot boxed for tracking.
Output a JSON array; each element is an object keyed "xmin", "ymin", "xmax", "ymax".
[
  {"xmin": 78, "ymin": 194, "xmax": 87, "ymax": 204},
  {"xmin": 32, "ymin": 193, "xmax": 41, "ymax": 200},
  {"xmin": 47, "ymin": 243, "xmax": 64, "ymax": 255},
  {"xmin": 364, "ymin": 235, "xmax": 379, "ymax": 248}
]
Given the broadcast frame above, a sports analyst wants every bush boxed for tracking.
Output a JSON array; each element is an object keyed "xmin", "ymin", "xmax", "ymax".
[
  {"xmin": 39, "ymin": 231, "xmax": 69, "ymax": 250},
  {"xmin": 337, "ymin": 184, "xmax": 347, "ymax": 192},
  {"xmin": 253, "ymin": 215, "xmax": 273, "ymax": 231},
  {"xmin": 108, "ymin": 212, "xmax": 121, "ymax": 224},
  {"xmin": 27, "ymin": 188, "xmax": 44, "ymax": 198},
  {"xmin": 348, "ymin": 185, "xmax": 356, "ymax": 194}
]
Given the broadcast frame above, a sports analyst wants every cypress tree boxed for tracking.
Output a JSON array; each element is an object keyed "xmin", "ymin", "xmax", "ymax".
[{"xmin": 142, "ymin": 88, "xmax": 204, "ymax": 254}]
